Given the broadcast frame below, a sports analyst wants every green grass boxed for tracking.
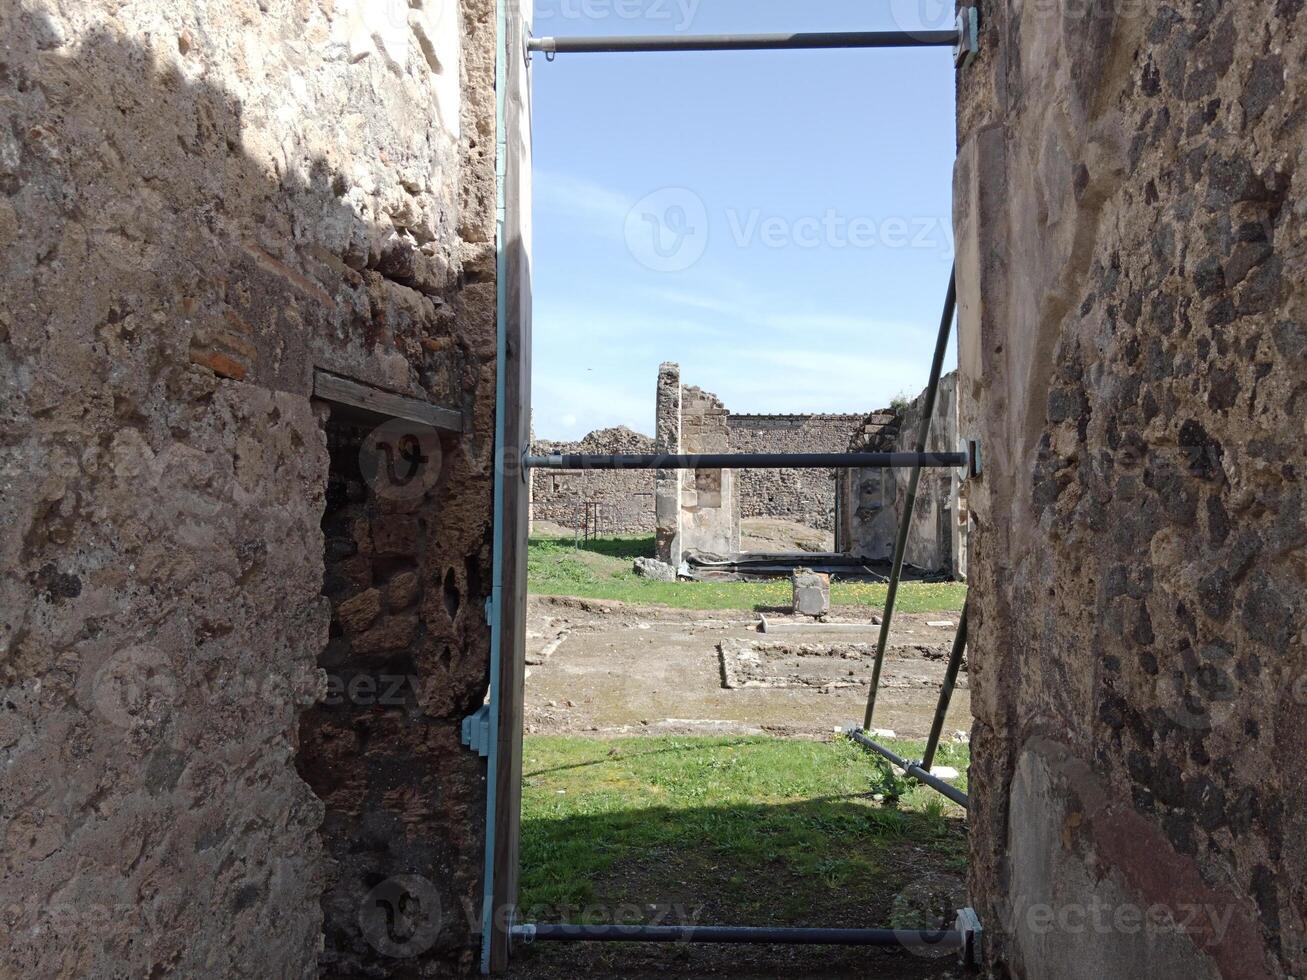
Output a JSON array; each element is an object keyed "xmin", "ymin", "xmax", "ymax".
[
  {"xmin": 528, "ymin": 534, "xmax": 967, "ymax": 613},
  {"xmin": 519, "ymin": 734, "xmax": 969, "ymax": 922}
]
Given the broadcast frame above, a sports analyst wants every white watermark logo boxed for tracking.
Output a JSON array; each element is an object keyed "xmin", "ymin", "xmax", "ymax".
[
  {"xmin": 624, "ymin": 187, "xmax": 710, "ymax": 273},
  {"xmin": 725, "ymin": 210, "xmax": 951, "ymax": 253},
  {"xmin": 888, "ymin": 0, "xmax": 957, "ymax": 37},
  {"xmin": 1154, "ymin": 644, "xmax": 1239, "ymax": 731},
  {"xmin": 360, "ymin": 875, "xmax": 444, "ymax": 958},
  {"xmin": 359, "ymin": 419, "xmax": 444, "ymax": 502},
  {"xmin": 92, "ymin": 645, "xmax": 177, "ymax": 732},
  {"xmin": 889, "ymin": 873, "xmax": 968, "ymax": 958}
]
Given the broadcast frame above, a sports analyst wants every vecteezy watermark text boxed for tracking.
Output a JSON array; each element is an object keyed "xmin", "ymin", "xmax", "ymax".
[
  {"xmin": 623, "ymin": 187, "xmax": 952, "ymax": 272},
  {"xmin": 725, "ymin": 209, "xmax": 952, "ymax": 253},
  {"xmin": 535, "ymin": 0, "xmax": 701, "ymax": 32}
]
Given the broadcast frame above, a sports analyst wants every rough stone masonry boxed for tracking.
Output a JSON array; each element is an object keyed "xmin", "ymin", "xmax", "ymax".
[
  {"xmin": 958, "ymin": 3, "xmax": 1306, "ymax": 977},
  {"xmin": 0, "ymin": 1, "xmax": 497, "ymax": 976},
  {"xmin": 531, "ymin": 364, "xmax": 868, "ymax": 539}
]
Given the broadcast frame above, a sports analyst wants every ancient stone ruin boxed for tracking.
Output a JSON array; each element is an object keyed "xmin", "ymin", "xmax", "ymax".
[
  {"xmin": 836, "ymin": 372, "xmax": 968, "ymax": 579},
  {"xmin": 529, "ymin": 426, "xmax": 655, "ymax": 535},
  {"xmin": 2, "ymin": 0, "xmax": 496, "ymax": 974},
  {"xmin": 3, "ymin": 1, "xmax": 1303, "ymax": 978},
  {"xmin": 530, "ymin": 365, "xmax": 867, "ymax": 538},
  {"xmin": 958, "ymin": 3, "xmax": 1305, "ymax": 976},
  {"xmin": 531, "ymin": 362, "xmax": 964, "ymax": 576}
]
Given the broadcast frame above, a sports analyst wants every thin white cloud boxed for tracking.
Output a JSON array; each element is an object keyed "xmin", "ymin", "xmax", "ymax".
[
  {"xmin": 533, "ymin": 169, "xmax": 632, "ymax": 230},
  {"xmin": 634, "ymin": 283, "xmax": 929, "ymax": 341},
  {"xmin": 756, "ymin": 311, "xmax": 927, "ymax": 338},
  {"xmin": 532, "ymin": 374, "xmax": 653, "ymax": 440}
]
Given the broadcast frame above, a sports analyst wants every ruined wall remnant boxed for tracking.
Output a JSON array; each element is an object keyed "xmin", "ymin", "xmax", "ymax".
[
  {"xmin": 0, "ymin": 1, "xmax": 497, "ymax": 975},
  {"xmin": 727, "ymin": 414, "xmax": 866, "ymax": 530},
  {"xmin": 530, "ymin": 427, "xmax": 655, "ymax": 533},
  {"xmin": 678, "ymin": 384, "xmax": 740, "ymax": 558},
  {"xmin": 654, "ymin": 362, "xmax": 683, "ymax": 563},
  {"xmin": 836, "ymin": 375, "xmax": 966, "ymax": 579},
  {"xmin": 534, "ymin": 368, "xmax": 865, "ymax": 548},
  {"xmin": 835, "ymin": 410, "xmax": 902, "ymax": 562},
  {"xmin": 654, "ymin": 366, "xmax": 739, "ymax": 563},
  {"xmin": 958, "ymin": 3, "xmax": 1305, "ymax": 977}
]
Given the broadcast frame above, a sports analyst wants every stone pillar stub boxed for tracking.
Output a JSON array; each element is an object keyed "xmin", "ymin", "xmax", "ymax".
[{"xmin": 654, "ymin": 362, "xmax": 682, "ymax": 564}]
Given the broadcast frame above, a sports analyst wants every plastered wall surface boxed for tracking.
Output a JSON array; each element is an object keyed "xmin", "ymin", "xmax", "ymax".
[
  {"xmin": 676, "ymin": 384, "xmax": 740, "ymax": 558},
  {"xmin": 0, "ymin": 0, "xmax": 497, "ymax": 974},
  {"xmin": 836, "ymin": 376, "xmax": 966, "ymax": 578},
  {"xmin": 957, "ymin": 3, "xmax": 1305, "ymax": 976}
]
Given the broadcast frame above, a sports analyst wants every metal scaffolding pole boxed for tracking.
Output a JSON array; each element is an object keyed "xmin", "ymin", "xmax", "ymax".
[
  {"xmin": 922, "ymin": 601, "xmax": 968, "ymax": 771},
  {"xmin": 527, "ymin": 30, "xmax": 959, "ymax": 56},
  {"xmin": 524, "ymin": 451, "xmax": 968, "ymax": 471},
  {"xmin": 846, "ymin": 728, "xmax": 969, "ymax": 810},
  {"xmin": 511, "ymin": 923, "xmax": 964, "ymax": 948},
  {"xmin": 862, "ymin": 266, "xmax": 959, "ymax": 731}
]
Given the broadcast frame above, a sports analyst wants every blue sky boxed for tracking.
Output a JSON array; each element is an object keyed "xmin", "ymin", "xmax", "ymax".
[{"xmin": 530, "ymin": 0, "xmax": 958, "ymax": 440}]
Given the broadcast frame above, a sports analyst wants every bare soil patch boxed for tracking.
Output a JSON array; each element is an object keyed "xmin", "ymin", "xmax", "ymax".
[{"xmin": 525, "ymin": 596, "xmax": 969, "ymax": 740}]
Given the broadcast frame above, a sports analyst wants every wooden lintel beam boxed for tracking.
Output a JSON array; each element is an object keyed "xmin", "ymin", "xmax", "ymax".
[{"xmin": 312, "ymin": 370, "xmax": 466, "ymax": 433}]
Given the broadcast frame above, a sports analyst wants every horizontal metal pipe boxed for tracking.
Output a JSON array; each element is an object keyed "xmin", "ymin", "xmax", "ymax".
[
  {"xmin": 846, "ymin": 728, "xmax": 970, "ymax": 810},
  {"xmin": 528, "ymin": 30, "xmax": 959, "ymax": 55},
  {"xmin": 511, "ymin": 923, "xmax": 963, "ymax": 948},
  {"xmin": 525, "ymin": 452, "xmax": 968, "ymax": 471}
]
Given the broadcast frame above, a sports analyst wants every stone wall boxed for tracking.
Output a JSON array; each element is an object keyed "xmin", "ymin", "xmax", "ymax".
[
  {"xmin": 834, "ymin": 411, "xmax": 902, "ymax": 562},
  {"xmin": 727, "ymin": 414, "xmax": 866, "ymax": 531},
  {"xmin": 957, "ymin": 3, "xmax": 1305, "ymax": 977},
  {"xmin": 836, "ymin": 375, "xmax": 966, "ymax": 579},
  {"xmin": 653, "ymin": 365, "xmax": 739, "ymax": 563},
  {"xmin": 0, "ymin": 1, "xmax": 496, "ymax": 975},
  {"xmin": 530, "ymin": 427, "xmax": 655, "ymax": 534},
  {"xmin": 533, "ymin": 374, "xmax": 864, "ymax": 543},
  {"xmin": 676, "ymin": 384, "xmax": 740, "ymax": 558}
]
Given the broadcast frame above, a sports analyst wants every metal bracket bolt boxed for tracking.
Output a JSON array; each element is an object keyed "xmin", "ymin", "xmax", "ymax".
[
  {"xmin": 954, "ymin": 8, "xmax": 979, "ymax": 69},
  {"xmin": 955, "ymin": 907, "xmax": 983, "ymax": 967},
  {"xmin": 461, "ymin": 704, "xmax": 492, "ymax": 757}
]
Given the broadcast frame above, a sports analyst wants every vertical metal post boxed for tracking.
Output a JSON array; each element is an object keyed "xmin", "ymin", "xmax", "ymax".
[
  {"xmin": 922, "ymin": 600, "xmax": 968, "ymax": 771},
  {"xmin": 480, "ymin": 0, "xmax": 508, "ymax": 961},
  {"xmin": 863, "ymin": 266, "xmax": 958, "ymax": 730}
]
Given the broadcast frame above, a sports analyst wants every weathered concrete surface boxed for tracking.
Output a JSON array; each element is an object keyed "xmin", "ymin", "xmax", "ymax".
[
  {"xmin": 0, "ymin": 0, "xmax": 496, "ymax": 974},
  {"xmin": 633, "ymin": 557, "xmax": 677, "ymax": 582},
  {"xmin": 958, "ymin": 2, "xmax": 1306, "ymax": 977}
]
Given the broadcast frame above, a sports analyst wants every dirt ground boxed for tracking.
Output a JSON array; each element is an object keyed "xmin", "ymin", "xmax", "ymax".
[
  {"xmin": 737, "ymin": 517, "xmax": 836, "ymax": 553},
  {"xmin": 524, "ymin": 596, "xmax": 969, "ymax": 740}
]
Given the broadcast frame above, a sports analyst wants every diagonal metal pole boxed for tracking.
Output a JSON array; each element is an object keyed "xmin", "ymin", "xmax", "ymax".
[
  {"xmin": 846, "ymin": 727, "xmax": 969, "ymax": 809},
  {"xmin": 922, "ymin": 600, "xmax": 968, "ymax": 771},
  {"xmin": 863, "ymin": 265, "xmax": 958, "ymax": 731}
]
